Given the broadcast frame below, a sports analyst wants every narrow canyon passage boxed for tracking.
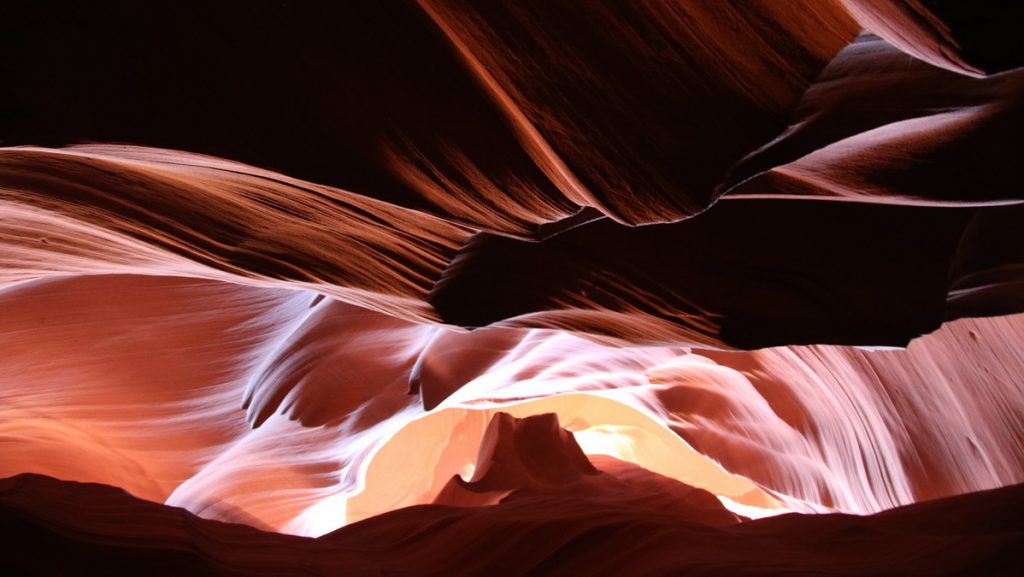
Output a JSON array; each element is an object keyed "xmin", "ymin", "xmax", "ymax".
[{"xmin": 2, "ymin": 1, "xmax": 1023, "ymax": 574}]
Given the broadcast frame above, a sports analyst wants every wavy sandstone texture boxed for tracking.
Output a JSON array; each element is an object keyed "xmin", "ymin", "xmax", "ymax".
[{"xmin": 1, "ymin": 1, "xmax": 1023, "ymax": 574}]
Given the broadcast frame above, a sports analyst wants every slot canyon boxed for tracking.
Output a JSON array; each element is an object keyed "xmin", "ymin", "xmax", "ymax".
[{"xmin": 2, "ymin": 2, "xmax": 1023, "ymax": 575}]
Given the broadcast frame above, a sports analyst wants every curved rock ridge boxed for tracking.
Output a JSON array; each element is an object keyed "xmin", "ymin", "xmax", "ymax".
[
  {"xmin": 3, "ymin": 472, "xmax": 1023, "ymax": 576},
  {"xmin": 841, "ymin": 0, "xmax": 1024, "ymax": 76},
  {"xmin": 3, "ymin": 274, "xmax": 1024, "ymax": 537},
  {"xmin": 0, "ymin": 145, "xmax": 470, "ymax": 321},
  {"xmin": 720, "ymin": 33, "xmax": 1024, "ymax": 207}
]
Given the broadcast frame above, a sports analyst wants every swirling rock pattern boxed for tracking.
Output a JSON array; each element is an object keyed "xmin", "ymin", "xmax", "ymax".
[{"xmin": 2, "ymin": 1, "xmax": 1023, "ymax": 573}]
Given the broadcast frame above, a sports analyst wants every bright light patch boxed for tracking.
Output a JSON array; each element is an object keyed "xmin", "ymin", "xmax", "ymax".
[
  {"xmin": 717, "ymin": 495, "xmax": 790, "ymax": 520},
  {"xmin": 572, "ymin": 425, "xmax": 638, "ymax": 461},
  {"xmin": 290, "ymin": 492, "xmax": 348, "ymax": 537}
]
